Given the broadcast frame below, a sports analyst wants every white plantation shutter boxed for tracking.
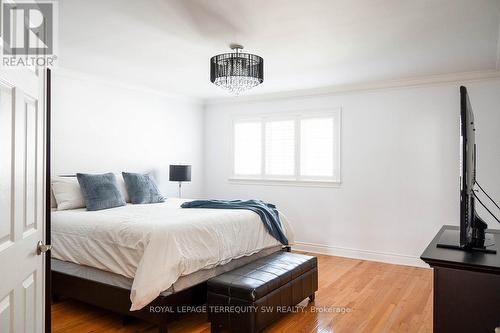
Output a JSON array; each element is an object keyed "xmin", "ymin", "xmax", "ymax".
[
  {"xmin": 232, "ymin": 110, "xmax": 340, "ymax": 183},
  {"xmin": 234, "ymin": 121, "xmax": 261, "ymax": 175},
  {"xmin": 265, "ymin": 120, "xmax": 295, "ymax": 176},
  {"xmin": 300, "ymin": 117, "xmax": 334, "ymax": 177}
]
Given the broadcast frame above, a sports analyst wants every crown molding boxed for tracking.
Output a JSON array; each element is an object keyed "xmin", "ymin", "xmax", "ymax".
[
  {"xmin": 496, "ymin": 13, "xmax": 500, "ymax": 70},
  {"xmin": 52, "ymin": 67, "xmax": 500, "ymax": 107},
  {"xmin": 204, "ymin": 69, "xmax": 500, "ymax": 106},
  {"xmin": 53, "ymin": 66, "xmax": 204, "ymax": 105}
]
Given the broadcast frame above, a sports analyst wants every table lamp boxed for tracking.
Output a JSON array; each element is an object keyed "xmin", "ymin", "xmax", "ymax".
[{"xmin": 169, "ymin": 165, "xmax": 191, "ymax": 197}]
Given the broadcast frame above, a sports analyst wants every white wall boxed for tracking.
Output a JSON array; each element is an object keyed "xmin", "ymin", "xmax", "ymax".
[
  {"xmin": 52, "ymin": 71, "xmax": 204, "ymax": 198},
  {"xmin": 203, "ymin": 78, "xmax": 500, "ymax": 266},
  {"xmin": 52, "ymin": 70, "xmax": 500, "ymax": 266}
]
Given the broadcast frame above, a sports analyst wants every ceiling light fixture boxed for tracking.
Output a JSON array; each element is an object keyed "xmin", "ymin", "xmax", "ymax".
[{"xmin": 210, "ymin": 44, "xmax": 263, "ymax": 95}]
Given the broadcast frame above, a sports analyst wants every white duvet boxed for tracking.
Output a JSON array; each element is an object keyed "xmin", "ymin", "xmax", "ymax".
[{"xmin": 51, "ymin": 198, "xmax": 294, "ymax": 310}]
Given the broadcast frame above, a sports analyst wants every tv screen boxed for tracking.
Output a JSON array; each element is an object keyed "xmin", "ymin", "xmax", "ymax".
[
  {"xmin": 436, "ymin": 86, "xmax": 493, "ymax": 252},
  {"xmin": 459, "ymin": 86, "xmax": 475, "ymax": 247}
]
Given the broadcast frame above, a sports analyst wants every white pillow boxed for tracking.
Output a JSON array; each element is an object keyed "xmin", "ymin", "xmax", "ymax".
[
  {"xmin": 51, "ymin": 176, "xmax": 85, "ymax": 210},
  {"xmin": 51, "ymin": 174, "xmax": 130, "ymax": 210},
  {"xmin": 50, "ymin": 187, "xmax": 57, "ymax": 209},
  {"xmin": 115, "ymin": 174, "xmax": 130, "ymax": 203}
]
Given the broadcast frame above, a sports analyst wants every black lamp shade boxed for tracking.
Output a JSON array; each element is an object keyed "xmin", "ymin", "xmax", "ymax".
[{"xmin": 169, "ymin": 165, "xmax": 191, "ymax": 182}]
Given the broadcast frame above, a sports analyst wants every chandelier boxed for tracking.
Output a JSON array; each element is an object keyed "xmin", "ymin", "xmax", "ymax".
[{"xmin": 210, "ymin": 44, "xmax": 264, "ymax": 95}]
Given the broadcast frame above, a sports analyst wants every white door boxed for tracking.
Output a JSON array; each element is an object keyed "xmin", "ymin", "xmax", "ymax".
[{"xmin": 0, "ymin": 65, "xmax": 47, "ymax": 332}]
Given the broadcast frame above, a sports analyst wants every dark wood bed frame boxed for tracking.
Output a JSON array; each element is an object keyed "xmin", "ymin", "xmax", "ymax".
[
  {"xmin": 52, "ymin": 246, "xmax": 291, "ymax": 332},
  {"xmin": 52, "ymin": 270, "xmax": 205, "ymax": 333}
]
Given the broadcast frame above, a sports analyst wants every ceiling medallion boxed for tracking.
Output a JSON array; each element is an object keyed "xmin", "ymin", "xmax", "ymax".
[{"xmin": 210, "ymin": 44, "xmax": 264, "ymax": 95}]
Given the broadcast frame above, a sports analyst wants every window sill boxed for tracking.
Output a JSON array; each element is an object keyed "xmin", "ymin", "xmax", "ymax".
[{"xmin": 228, "ymin": 177, "xmax": 341, "ymax": 188}]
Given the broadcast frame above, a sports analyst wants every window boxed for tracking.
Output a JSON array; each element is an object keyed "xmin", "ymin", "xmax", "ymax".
[
  {"xmin": 233, "ymin": 122, "xmax": 261, "ymax": 175},
  {"xmin": 265, "ymin": 120, "xmax": 295, "ymax": 176},
  {"xmin": 232, "ymin": 110, "xmax": 341, "ymax": 184},
  {"xmin": 300, "ymin": 117, "xmax": 334, "ymax": 177}
]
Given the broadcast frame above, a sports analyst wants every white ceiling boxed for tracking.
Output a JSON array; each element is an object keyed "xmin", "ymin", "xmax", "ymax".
[{"xmin": 58, "ymin": 0, "xmax": 500, "ymax": 98}]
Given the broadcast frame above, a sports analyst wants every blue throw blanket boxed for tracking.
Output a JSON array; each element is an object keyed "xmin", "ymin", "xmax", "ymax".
[{"xmin": 181, "ymin": 199, "xmax": 288, "ymax": 245}]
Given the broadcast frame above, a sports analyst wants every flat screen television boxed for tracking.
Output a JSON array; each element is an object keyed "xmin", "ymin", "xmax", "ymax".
[{"xmin": 437, "ymin": 86, "xmax": 496, "ymax": 253}]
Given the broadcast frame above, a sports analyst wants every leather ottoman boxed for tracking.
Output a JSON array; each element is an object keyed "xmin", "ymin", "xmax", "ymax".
[{"xmin": 207, "ymin": 251, "xmax": 318, "ymax": 333}]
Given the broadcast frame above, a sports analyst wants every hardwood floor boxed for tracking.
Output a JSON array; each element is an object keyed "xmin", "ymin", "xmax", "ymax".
[{"xmin": 51, "ymin": 253, "xmax": 433, "ymax": 333}]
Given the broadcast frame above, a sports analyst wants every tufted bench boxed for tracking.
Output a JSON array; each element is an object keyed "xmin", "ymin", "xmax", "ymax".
[{"xmin": 207, "ymin": 251, "xmax": 318, "ymax": 333}]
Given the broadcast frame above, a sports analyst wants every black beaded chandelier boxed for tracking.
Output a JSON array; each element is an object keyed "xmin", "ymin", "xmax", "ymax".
[{"xmin": 210, "ymin": 44, "xmax": 264, "ymax": 95}]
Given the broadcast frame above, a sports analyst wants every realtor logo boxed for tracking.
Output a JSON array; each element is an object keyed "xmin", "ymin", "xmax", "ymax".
[
  {"xmin": 1, "ymin": 1, "xmax": 58, "ymax": 66},
  {"xmin": 2, "ymin": 2, "xmax": 53, "ymax": 54}
]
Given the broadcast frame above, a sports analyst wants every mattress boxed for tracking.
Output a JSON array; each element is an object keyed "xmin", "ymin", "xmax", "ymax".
[
  {"xmin": 51, "ymin": 245, "xmax": 281, "ymax": 296},
  {"xmin": 51, "ymin": 198, "xmax": 294, "ymax": 310}
]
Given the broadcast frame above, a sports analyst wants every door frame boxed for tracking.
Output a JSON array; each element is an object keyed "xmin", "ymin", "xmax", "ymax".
[{"xmin": 44, "ymin": 68, "xmax": 51, "ymax": 333}]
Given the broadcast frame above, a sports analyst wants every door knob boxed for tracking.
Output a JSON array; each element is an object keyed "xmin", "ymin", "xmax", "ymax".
[{"xmin": 37, "ymin": 241, "xmax": 52, "ymax": 255}]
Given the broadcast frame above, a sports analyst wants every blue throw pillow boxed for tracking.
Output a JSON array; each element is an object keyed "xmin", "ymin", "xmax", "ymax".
[
  {"xmin": 122, "ymin": 172, "xmax": 165, "ymax": 204},
  {"xmin": 76, "ymin": 173, "xmax": 126, "ymax": 211}
]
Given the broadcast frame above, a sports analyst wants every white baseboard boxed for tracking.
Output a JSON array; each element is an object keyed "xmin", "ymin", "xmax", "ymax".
[{"xmin": 292, "ymin": 241, "xmax": 429, "ymax": 268}]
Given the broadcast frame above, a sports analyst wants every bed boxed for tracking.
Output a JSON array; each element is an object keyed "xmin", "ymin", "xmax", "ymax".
[{"xmin": 51, "ymin": 198, "xmax": 294, "ymax": 332}]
